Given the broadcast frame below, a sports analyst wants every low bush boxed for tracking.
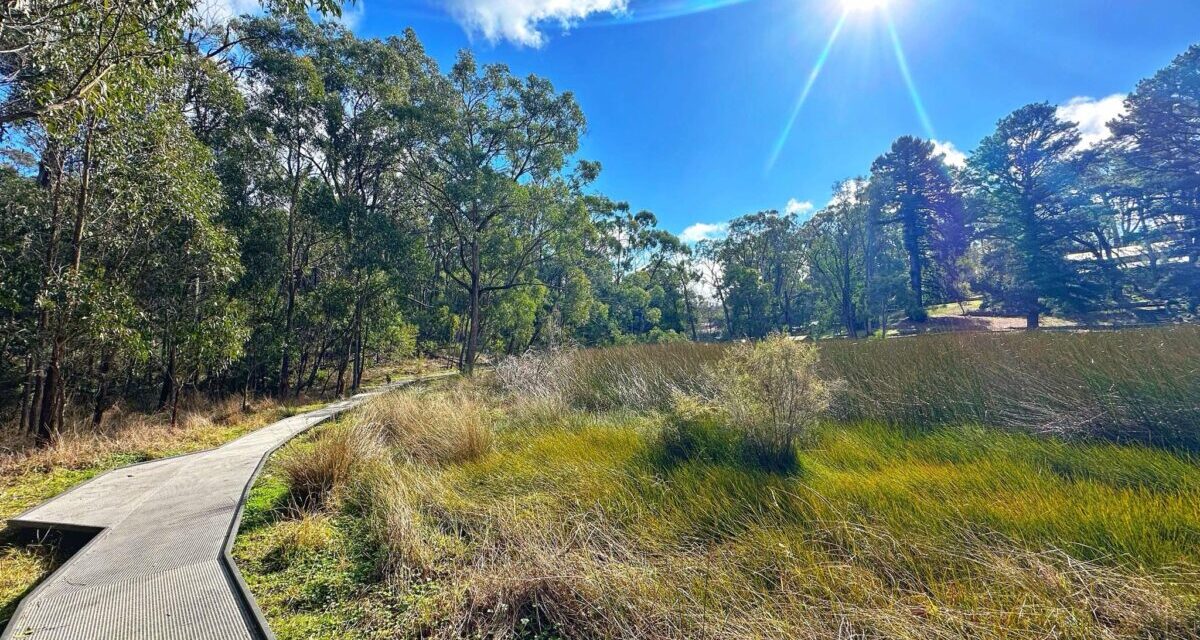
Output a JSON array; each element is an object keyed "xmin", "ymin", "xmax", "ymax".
[
  {"xmin": 654, "ymin": 396, "xmax": 741, "ymax": 468},
  {"xmin": 713, "ymin": 334, "xmax": 831, "ymax": 472}
]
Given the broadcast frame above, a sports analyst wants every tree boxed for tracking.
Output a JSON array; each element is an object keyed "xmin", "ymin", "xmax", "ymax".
[
  {"xmin": 409, "ymin": 51, "xmax": 588, "ymax": 373},
  {"xmin": 0, "ymin": 0, "xmax": 341, "ymax": 132},
  {"xmin": 965, "ymin": 103, "xmax": 1102, "ymax": 328},
  {"xmin": 868, "ymin": 136, "xmax": 964, "ymax": 319},
  {"xmin": 1110, "ymin": 45, "xmax": 1200, "ymax": 314},
  {"xmin": 804, "ymin": 181, "xmax": 868, "ymax": 338}
]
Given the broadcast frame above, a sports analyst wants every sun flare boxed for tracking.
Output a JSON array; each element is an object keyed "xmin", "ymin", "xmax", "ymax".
[{"xmin": 843, "ymin": 0, "xmax": 891, "ymax": 11}]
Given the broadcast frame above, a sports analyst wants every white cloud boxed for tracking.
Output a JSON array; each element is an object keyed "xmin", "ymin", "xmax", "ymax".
[
  {"xmin": 330, "ymin": 1, "xmax": 366, "ymax": 29},
  {"xmin": 680, "ymin": 222, "xmax": 728, "ymax": 244},
  {"xmin": 1057, "ymin": 94, "xmax": 1127, "ymax": 150},
  {"xmin": 931, "ymin": 139, "xmax": 966, "ymax": 168},
  {"xmin": 441, "ymin": 0, "xmax": 627, "ymax": 47},
  {"xmin": 693, "ymin": 258, "xmax": 723, "ymax": 301},
  {"xmin": 197, "ymin": 0, "xmax": 259, "ymax": 22},
  {"xmin": 785, "ymin": 198, "xmax": 814, "ymax": 217}
]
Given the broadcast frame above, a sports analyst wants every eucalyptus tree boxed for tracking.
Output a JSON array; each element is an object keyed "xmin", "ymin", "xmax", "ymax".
[
  {"xmin": 0, "ymin": 0, "xmax": 343, "ymax": 133},
  {"xmin": 239, "ymin": 17, "xmax": 329, "ymax": 396},
  {"xmin": 966, "ymin": 104, "xmax": 1106, "ymax": 328},
  {"xmin": 408, "ymin": 51, "xmax": 588, "ymax": 373},
  {"xmin": 804, "ymin": 181, "xmax": 869, "ymax": 338},
  {"xmin": 715, "ymin": 210, "xmax": 806, "ymax": 336}
]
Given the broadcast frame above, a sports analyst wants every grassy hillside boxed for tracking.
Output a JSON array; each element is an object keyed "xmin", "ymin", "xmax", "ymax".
[{"xmin": 235, "ymin": 329, "xmax": 1200, "ymax": 639}]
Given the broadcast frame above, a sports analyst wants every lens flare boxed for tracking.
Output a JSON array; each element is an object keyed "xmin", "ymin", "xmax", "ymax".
[
  {"xmin": 765, "ymin": 9, "xmax": 850, "ymax": 172},
  {"xmin": 886, "ymin": 12, "xmax": 936, "ymax": 139},
  {"xmin": 843, "ymin": 0, "xmax": 891, "ymax": 11}
]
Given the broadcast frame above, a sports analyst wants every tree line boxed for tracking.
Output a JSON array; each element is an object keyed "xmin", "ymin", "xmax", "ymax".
[
  {"xmin": 703, "ymin": 45, "xmax": 1199, "ymax": 339},
  {"xmin": 0, "ymin": 2, "xmax": 702, "ymax": 443},
  {"xmin": 0, "ymin": 0, "xmax": 1196, "ymax": 444}
]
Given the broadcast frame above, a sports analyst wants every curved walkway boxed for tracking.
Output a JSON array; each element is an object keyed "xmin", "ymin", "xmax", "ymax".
[{"xmin": 2, "ymin": 374, "xmax": 451, "ymax": 640}]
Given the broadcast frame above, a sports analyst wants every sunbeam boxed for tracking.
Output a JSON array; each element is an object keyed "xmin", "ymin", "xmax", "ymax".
[
  {"xmin": 594, "ymin": 0, "xmax": 753, "ymax": 26},
  {"xmin": 886, "ymin": 11, "xmax": 936, "ymax": 139},
  {"xmin": 765, "ymin": 9, "xmax": 850, "ymax": 172}
]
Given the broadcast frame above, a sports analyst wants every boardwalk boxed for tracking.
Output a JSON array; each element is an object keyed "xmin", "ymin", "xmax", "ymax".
[{"xmin": 2, "ymin": 374, "xmax": 450, "ymax": 640}]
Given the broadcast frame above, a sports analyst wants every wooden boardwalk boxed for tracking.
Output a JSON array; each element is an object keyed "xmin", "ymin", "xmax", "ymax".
[{"xmin": 2, "ymin": 374, "xmax": 449, "ymax": 640}]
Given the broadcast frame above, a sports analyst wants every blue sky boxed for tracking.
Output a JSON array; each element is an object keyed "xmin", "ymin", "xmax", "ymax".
[{"xmin": 343, "ymin": 0, "xmax": 1200, "ymax": 240}]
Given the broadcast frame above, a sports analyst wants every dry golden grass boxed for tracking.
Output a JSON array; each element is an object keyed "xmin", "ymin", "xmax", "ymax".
[
  {"xmin": 0, "ymin": 394, "xmax": 285, "ymax": 478},
  {"xmin": 358, "ymin": 389, "xmax": 493, "ymax": 465},
  {"xmin": 275, "ymin": 421, "xmax": 385, "ymax": 511}
]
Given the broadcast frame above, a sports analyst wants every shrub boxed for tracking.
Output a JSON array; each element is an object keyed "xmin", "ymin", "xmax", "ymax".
[
  {"xmin": 654, "ymin": 396, "xmax": 741, "ymax": 468},
  {"xmin": 712, "ymin": 334, "xmax": 831, "ymax": 472}
]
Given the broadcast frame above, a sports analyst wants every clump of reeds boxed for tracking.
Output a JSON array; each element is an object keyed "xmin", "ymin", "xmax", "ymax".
[{"xmin": 275, "ymin": 421, "xmax": 384, "ymax": 510}]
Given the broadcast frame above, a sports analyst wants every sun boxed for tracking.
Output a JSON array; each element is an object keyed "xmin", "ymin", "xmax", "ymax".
[{"xmin": 842, "ymin": 0, "xmax": 891, "ymax": 11}]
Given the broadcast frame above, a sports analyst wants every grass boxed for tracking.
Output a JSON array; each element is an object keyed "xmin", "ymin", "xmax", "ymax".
[
  {"xmin": 495, "ymin": 325, "xmax": 1200, "ymax": 450},
  {"xmin": 237, "ymin": 369, "xmax": 1200, "ymax": 638},
  {"xmin": 819, "ymin": 326, "xmax": 1200, "ymax": 449},
  {"xmin": 0, "ymin": 394, "xmax": 322, "ymax": 627}
]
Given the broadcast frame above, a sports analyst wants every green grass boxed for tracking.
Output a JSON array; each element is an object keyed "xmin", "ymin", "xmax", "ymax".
[{"xmin": 238, "ymin": 395, "xmax": 1200, "ymax": 638}]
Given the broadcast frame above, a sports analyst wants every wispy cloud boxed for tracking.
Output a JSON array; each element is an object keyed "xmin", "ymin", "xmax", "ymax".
[
  {"xmin": 196, "ymin": 0, "xmax": 259, "ymax": 22},
  {"xmin": 1057, "ymin": 94, "xmax": 1127, "ymax": 150},
  {"xmin": 931, "ymin": 139, "xmax": 966, "ymax": 168},
  {"xmin": 680, "ymin": 222, "xmax": 728, "ymax": 243},
  {"xmin": 331, "ymin": 1, "xmax": 367, "ymax": 29},
  {"xmin": 785, "ymin": 198, "xmax": 815, "ymax": 217},
  {"xmin": 440, "ymin": 0, "xmax": 626, "ymax": 47}
]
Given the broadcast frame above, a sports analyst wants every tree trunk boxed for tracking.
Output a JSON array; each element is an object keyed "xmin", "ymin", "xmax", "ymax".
[
  {"xmin": 37, "ymin": 115, "xmax": 96, "ymax": 446},
  {"xmin": 463, "ymin": 240, "xmax": 482, "ymax": 375},
  {"xmin": 278, "ymin": 162, "xmax": 302, "ymax": 397},
  {"xmin": 91, "ymin": 351, "xmax": 114, "ymax": 428},
  {"xmin": 19, "ymin": 355, "xmax": 35, "ymax": 434},
  {"xmin": 353, "ymin": 322, "xmax": 365, "ymax": 391},
  {"xmin": 35, "ymin": 338, "xmax": 62, "ymax": 446},
  {"xmin": 905, "ymin": 221, "xmax": 923, "ymax": 318},
  {"xmin": 158, "ymin": 345, "xmax": 176, "ymax": 410}
]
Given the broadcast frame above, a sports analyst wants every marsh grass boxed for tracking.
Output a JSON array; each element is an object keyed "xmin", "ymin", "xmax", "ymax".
[
  {"xmin": 358, "ymin": 389, "xmax": 493, "ymax": 466},
  {"xmin": 243, "ymin": 383, "xmax": 1200, "ymax": 638},
  {"xmin": 497, "ymin": 326, "xmax": 1200, "ymax": 450},
  {"xmin": 818, "ymin": 326, "xmax": 1200, "ymax": 449},
  {"xmin": 238, "ymin": 328, "xmax": 1200, "ymax": 638}
]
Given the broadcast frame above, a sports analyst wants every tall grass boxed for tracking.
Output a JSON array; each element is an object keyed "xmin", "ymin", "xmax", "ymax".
[
  {"xmin": 819, "ymin": 326, "xmax": 1200, "ymax": 449},
  {"xmin": 275, "ymin": 421, "xmax": 384, "ymax": 510},
  {"xmin": 496, "ymin": 325, "xmax": 1200, "ymax": 450},
  {"xmin": 358, "ymin": 389, "xmax": 492, "ymax": 465},
  {"xmin": 494, "ymin": 343, "xmax": 725, "ymax": 412},
  {"xmin": 336, "ymin": 419, "xmax": 1200, "ymax": 639}
]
